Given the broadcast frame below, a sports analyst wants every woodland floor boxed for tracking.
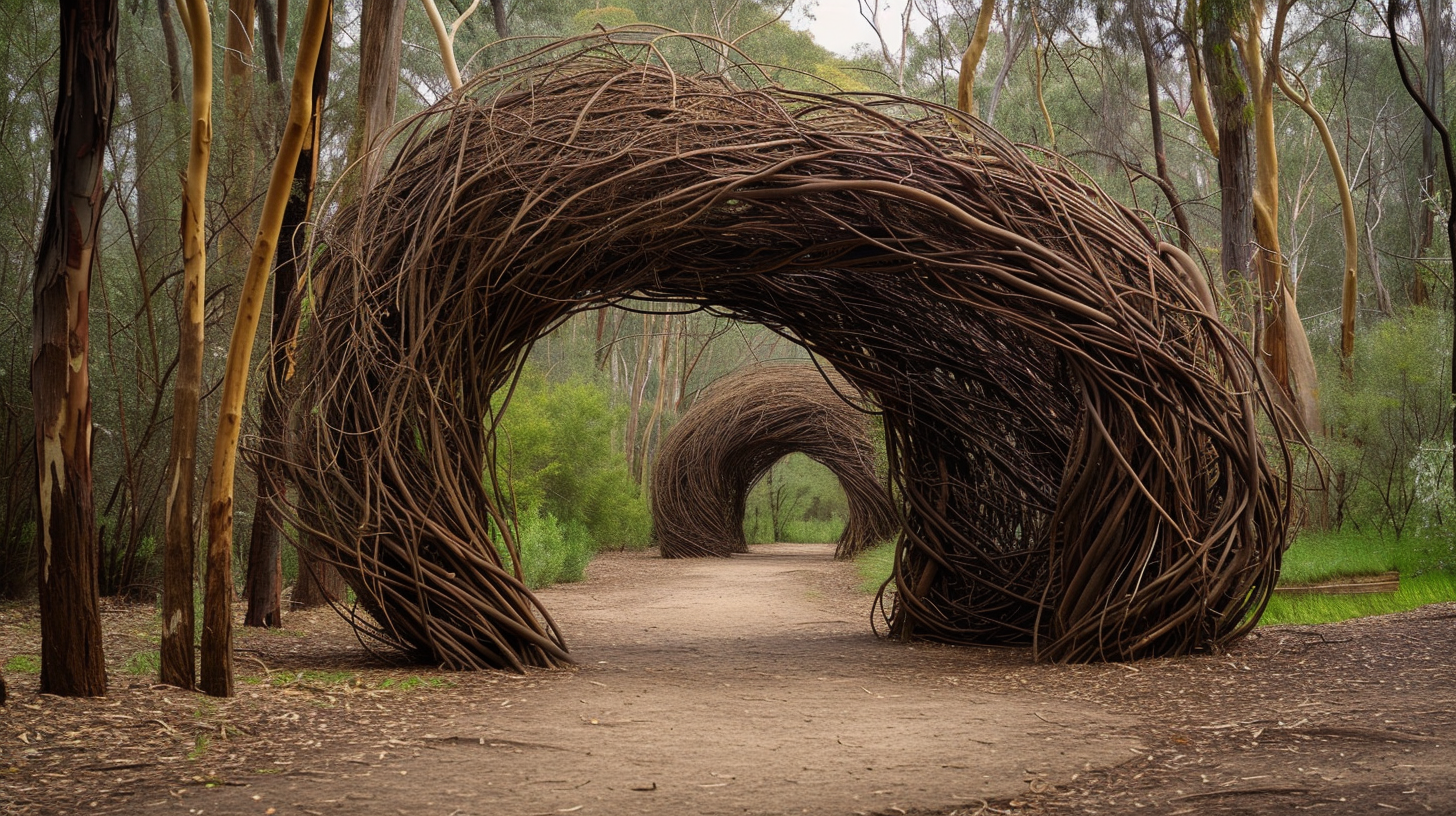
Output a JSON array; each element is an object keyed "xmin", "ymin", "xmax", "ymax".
[{"xmin": 2, "ymin": 543, "xmax": 1454, "ymax": 816}]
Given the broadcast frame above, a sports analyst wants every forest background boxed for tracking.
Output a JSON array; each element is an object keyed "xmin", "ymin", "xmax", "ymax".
[{"xmin": 0, "ymin": 0, "xmax": 1452, "ymax": 623}]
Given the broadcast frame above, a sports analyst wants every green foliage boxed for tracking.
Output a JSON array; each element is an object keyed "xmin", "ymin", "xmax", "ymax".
[
  {"xmin": 493, "ymin": 366, "xmax": 651, "ymax": 552},
  {"xmin": 744, "ymin": 454, "xmax": 849, "ymax": 543},
  {"xmin": 4, "ymin": 654, "xmax": 40, "ymax": 674},
  {"xmin": 497, "ymin": 507, "xmax": 595, "ymax": 589},
  {"xmin": 1318, "ymin": 309, "xmax": 1453, "ymax": 539}
]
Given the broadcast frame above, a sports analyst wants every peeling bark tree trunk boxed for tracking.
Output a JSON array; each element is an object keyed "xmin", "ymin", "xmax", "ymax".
[
  {"xmin": 159, "ymin": 0, "xmax": 212, "ymax": 691},
  {"xmin": 32, "ymin": 0, "xmax": 118, "ymax": 698},
  {"xmin": 202, "ymin": 0, "xmax": 333, "ymax": 697},
  {"xmin": 246, "ymin": 11, "xmax": 333, "ymax": 626},
  {"xmin": 1248, "ymin": 0, "xmax": 1320, "ymax": 431}
]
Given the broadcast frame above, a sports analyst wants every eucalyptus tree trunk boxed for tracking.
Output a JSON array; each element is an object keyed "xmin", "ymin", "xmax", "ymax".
[
  {"xmin": 347, "ymin": 0, "xmax": 407, "ymax": 195},
  {"xmin": 1133, "ymin": 7, "xmax": 1193, "ymax": 251},
  {"xmin": 956, "ymin": 0, "xmax": 995, "ymax": 116},
  {"xmin": 202, "ymin": 0, "xmax": 334, "ymax": 698},
  {"xmin": 32, "ymin": 0, "xmax": 119, "ymax": 698},
  {"xmin": 245, "ymin": 9, "xmax": 334, "ymax": 626},
  {"xmin": 1248, "ymin": 0, "xmax": 1320, "ymax": 431},
  {"xmin": 1199, "ymin": 1, "xmax": 1254, "ymax": 296},
  {"xmin": 159, "ymin": 0, "xmax": 212, "ymax": 691},
  {"xmin": 1274, "ymin": 65, "xmax": 1358, "ymax": 377}
]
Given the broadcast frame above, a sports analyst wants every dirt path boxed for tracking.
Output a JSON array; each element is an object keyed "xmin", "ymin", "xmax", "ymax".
[
  {"xmin": 192, "ymin": 544, "xmax": 1141, "ymax": 815},
  {"xmin": 7, "ymin": 544, "xmax": 1455, "ymax": 815}
]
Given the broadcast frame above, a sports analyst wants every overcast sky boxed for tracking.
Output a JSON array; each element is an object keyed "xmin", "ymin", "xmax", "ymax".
[{"xmin": 785, "ymin": 0, "xmax": 932, "ymax": 58}]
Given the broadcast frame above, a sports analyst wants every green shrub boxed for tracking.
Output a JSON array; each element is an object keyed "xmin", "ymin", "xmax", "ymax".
[
  {"xmin": 124, "ymin": 650, "xmax": 160, "ymax": 676},
  {"xmin": 1319, "ymin": 308, "xmax": 1452, "ymax": 539},
  {"xmin": 744, "ymin": 454, "xmax": 851, "ymax": 543},
  {"xmin": 493, "ymin": 367, "xmax": 651, "ymax": 553},
  {"xmin": 496, "ymin": 507, "xmax": 594, "ymax": 589}
]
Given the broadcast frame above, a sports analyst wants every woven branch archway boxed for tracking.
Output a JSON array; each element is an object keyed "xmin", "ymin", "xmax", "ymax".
[
  {"xmin": 651, "ymin": 364, "xmax": 897, "ymax": 560},
  {"xmin": 273, "ymin": 29, "xmax": 1294, "ymax": 671}
]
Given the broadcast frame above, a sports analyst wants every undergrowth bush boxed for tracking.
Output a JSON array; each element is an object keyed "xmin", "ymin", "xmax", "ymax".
[
  {"xmin": 1317, "ymin": 308, "xmax": 1452, "ymax": 539},
  {"xmin": 490, "ymin": 365, "xmax": 650, "ymax": 587}
]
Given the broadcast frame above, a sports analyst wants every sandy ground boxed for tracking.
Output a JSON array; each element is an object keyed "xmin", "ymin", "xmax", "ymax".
[
  {"xmin": 187, "ymin": 544, "xmax": 1140, "ymax": 815},
  {"xmin": 4, "ymin": 542, "xmax": 1455, "ymax": 816}
]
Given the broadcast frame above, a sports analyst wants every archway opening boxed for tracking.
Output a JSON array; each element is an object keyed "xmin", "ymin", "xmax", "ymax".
[
  {"xmin": 650, "ymin": 363, "xmax": 896, "ymax": 560},
  {"xmin": 744, "ymin": 454, "xmax": 852, "ymax": 547}
]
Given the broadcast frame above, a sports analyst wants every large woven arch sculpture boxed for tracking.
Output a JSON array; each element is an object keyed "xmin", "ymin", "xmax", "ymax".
[
  {"xmin": 271, "ymin": 30, "xmax": 1294, "ymax": 672},
  {"xmin": 651, "ymin": 364, "xmax": 897, "ymax": 560}
]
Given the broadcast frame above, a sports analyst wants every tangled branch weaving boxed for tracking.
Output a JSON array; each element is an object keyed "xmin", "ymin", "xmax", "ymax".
[
  {"xmin": 270, "ymin": 29, "xmax": 1294, "ymax": 671},
  {"xmin": 651, "ymin": 364, "xmax": 897, "ymax": 560}
]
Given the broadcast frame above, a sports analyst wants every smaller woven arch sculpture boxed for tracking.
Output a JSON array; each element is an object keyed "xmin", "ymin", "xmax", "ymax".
[{"xmin": 652, "ymin": 365, "xmax": 899, "ymax": 560}]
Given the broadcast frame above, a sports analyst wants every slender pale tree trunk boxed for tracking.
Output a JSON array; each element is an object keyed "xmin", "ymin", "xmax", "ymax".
[
  {"xmin": 1274, "ymin": 66, "xmax": 1358, "ymax": 377},
  {"xmin": 1184, "ymin": 8, "xmax": 1219, "ymax": 159},
  {"xmin": 32, "ymin": 0, "xmax": 119, "ymax": 698},
  {"xmin": 201, "ymin": 0, "xmax": 333, "ymax": 698},
  {"xmin": 1133, "ymin": 7, "xmax": 1193, "ymax": 251},
  {"xmin": 159, "ymin": 0, "xmax": 212, "ymax": 691},
  {"xmin": 956, "ymin": 0, "xmax": 996, "ymax": 116},
  {"xmin": 246, "ymin": 9, "xmax": 334, "ymax": 625},
  {"xmin": 422, "ymin": 0, "xmax": 465, "ymax": 90}
]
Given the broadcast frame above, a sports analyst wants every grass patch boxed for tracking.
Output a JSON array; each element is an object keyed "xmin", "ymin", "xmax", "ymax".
[
  {"xmin": 4, "ymin": 654, "xmax": 40, "ymax": 674},
  {"xmin": 124, "ymin": 650, "xmax": 160, "ymax": 676},
  {"xmin": 1262, "ymin": 529, "xmax": 1456, "ymax": 625},
  {"xmin": 188, "ymin": 734, "xmax": 209, "ymax": 761},
  {"xmin": 855, "ymin": 541, "xmax": 896, "ymax": 594},
  {"xmin": 1261, "ymin": 570, "xmax": 1456, "ymax": 625},
  {"xmin": 271, "ymin": 669, "xmax": 359, "ymax": 687},
  {"xmin": 1277, "ymin": 530, "xmax": 1404, "ymax": 585},
  {"xmin": 848, "ymin": 530, "xmax": 1456, "ymax": 627}
]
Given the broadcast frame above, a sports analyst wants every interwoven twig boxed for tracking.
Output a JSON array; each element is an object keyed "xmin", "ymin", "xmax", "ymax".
[
  {"xmin": 652, "ymin": 364, "xmax": 896, "ymax": 560},
  {"xmin": 269, "ymin": 28, "xmax": 1294, "ymax": 670}
]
